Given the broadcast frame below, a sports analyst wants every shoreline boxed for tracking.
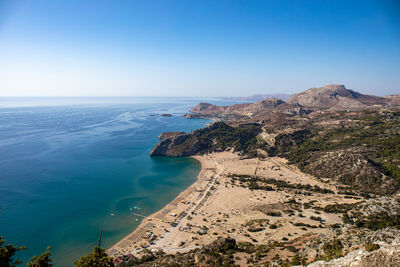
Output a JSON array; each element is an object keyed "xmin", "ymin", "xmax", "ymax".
[{"xmin": 107, "ymin": 154, "xmax": 215, "ymax": 257}]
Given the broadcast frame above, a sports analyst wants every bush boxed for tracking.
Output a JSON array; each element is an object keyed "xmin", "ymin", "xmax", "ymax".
[
  {"xmin": 0, "ymin": 236, "xmax": 26, "ymax": 267},
  {"xmin": 321, "ymin": 239, "xmax": 343, "ymax": 261},
  {"xmin": 365, "ymin": 242, "xmax": 380, "ymax": 252},
  {"xmin": 324, "ymin": 203, "xmax": 357, "ymax": 213},
  {"xmin": 74, "ymin": 246, "xmax": 114, "ymax": 267},
  {"xmin": 310, "ymin": 216, "xmax": 323, "ymax": 222},
  {"xmin": 266, "ymin": 211, "xmax": 282, "ymax": 217},
  {"xmin": 355, "ymin": 212, "xmax": 400, "ymax": 230},
  {"xmin": 28, "ymin": 247, "xmax": 52, "ymax": 267}
]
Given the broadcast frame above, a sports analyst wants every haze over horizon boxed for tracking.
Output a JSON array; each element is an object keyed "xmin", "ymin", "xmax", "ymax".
[{"xmin": 0, "ymin": 0, "xmax": 399, "ymax": 97}]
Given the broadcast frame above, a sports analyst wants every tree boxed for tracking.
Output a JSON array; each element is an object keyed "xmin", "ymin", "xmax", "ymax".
[
  {"xmin": 27, "ymin": 247, "xmax": 52, "ymax": 267},
  {"xmin": 0, "ymin": 236, "xmax": 26, "ymax": 267},
  {"xmin": 74, "ymin": 246, "xmax": 114, "ymax": 267}
]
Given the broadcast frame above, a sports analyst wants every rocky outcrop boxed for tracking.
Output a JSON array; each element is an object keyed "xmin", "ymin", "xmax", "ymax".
[
  {"xmin": 149, "ymin": 131, "xmax": 208, "ymax": 157},
  {"xmin": 190, "ymin": 103, "xmax": 221, "ymax": 113},
  {"xmin": 150, "ymin": 122, "xmax": 262, "ymax": 157},
  {"xmin": 287, "ymin": 84, "xmax": 388, "ymax": 110}
]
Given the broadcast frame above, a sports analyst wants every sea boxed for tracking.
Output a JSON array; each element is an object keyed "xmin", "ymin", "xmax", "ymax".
[{"xmin": 0, "ymin": 97, "xmax": 242, "ymax": 266}]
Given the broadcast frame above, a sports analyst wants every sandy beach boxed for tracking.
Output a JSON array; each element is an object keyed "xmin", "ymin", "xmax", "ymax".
[{"xmin": 107, "ymin": 151, "xmax": 362, "ymax": 258}]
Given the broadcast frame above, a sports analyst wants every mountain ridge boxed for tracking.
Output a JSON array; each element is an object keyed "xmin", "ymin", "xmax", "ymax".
[{"xmin": 185, "ymin": 84, "xmax": 397, "ymax": 120}]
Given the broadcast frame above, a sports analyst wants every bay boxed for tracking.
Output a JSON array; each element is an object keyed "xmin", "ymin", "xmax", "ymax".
[{"xmin": 0, "ymin": 97, "xmax": 240, "ymax": 266}]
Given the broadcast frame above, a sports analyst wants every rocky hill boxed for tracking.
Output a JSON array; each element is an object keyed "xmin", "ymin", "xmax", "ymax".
[
  {"xmin": 150, "ymin": 122, "xmax": 262, "ymax": 157},
  {"xmin": 286, "ymin": 84, "xmax": 388, "ymax": 110},
  {"xmin": 223, "ymin": 93, "xmax": 290, "ymax": 101},
  {"xmin": 185, "ymin": 85, "xmax": 398, "ymax": 120},
  {"xmin": 184, "ymin": 98, "xmax": 310, "ymax": 120}
]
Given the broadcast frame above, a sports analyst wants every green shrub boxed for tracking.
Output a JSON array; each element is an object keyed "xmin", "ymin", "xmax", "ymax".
[
  {"xmin": 365, "ymin": 242, "xmax": 380, "ymax": 252},
  {"xmin": 321, "ymin": 239, "xmax": 343, "ymax": 260}
]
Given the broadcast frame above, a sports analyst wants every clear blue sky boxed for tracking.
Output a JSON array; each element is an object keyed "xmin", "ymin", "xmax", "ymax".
[{"xmin": 0, "ymin": 0, "xmax": 399, "ymax": 96}]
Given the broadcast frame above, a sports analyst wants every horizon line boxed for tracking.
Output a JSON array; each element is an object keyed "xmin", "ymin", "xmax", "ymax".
[{"xmin": 0, "ymin": 95, "xmax": 289, "ymax": 98}]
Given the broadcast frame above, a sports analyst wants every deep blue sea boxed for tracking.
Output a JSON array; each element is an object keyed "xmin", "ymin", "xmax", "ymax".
[{"xmin": 0, "ymin": 97, "xmax": 241, "ymax": 266}]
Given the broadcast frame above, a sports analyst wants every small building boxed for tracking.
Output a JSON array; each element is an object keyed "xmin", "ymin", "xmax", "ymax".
[
  {"xmin": 113, "ymin": 256, "xmax": 124, "ymax": 266},
  {"xmin": 198, "ymin": 229, "xmax": 207, "ymax": 235},
  {"xmin": 146, "ymin": 233, "xmax": 153, "ymax": 239},
  {"xmin": 126, "ymin": 253, "xmax": 136, "ymax": 260}
]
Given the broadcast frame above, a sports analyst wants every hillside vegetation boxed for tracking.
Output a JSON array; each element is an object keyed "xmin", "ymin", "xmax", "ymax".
[
  {"xmin": 150, "ymin": 122, "xmax": 262, "ymax": 157},
  {"xmin": 267, "ymin": 110, "xmax": 400, "ymax": 194},
  {"xmin": 143, "ymin": 85, "xmax": 400, "ymax": 266}
]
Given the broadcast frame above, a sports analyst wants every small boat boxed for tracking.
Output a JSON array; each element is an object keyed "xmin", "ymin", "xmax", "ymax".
[{"xmin": 110, "ymin": 213, "xmax": 116, "ymax": 217}]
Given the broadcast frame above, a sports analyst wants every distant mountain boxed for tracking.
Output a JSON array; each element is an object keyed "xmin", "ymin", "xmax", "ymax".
[
  {"xmin": 286, "ymin": 84, "xmax": 388, "ymax": 110},
  {"xmin": 185, "ymin": 98, "xmax": 310, "ymax": 120},
  {"xmin": 223, "ymin": 93, "xmax": 290, "ymax": 101}
]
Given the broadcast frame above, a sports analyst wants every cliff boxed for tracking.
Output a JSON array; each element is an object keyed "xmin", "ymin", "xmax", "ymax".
[{"xmin": 150, "ymin": 131, "xmax": 208, "ymax": 157}]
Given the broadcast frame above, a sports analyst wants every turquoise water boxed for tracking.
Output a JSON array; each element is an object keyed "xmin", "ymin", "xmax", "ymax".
[{"xmin": 0, "ymin": 97, "xmax": 239, "ymax": 266}]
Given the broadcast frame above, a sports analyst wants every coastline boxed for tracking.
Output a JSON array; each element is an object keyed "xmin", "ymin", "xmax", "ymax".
[
  {"xmin": 107, "ymin": 154, "xmax": 215, "ymax": 257},
  {"xmin": 108, "ymin": 151, "xmax": 361, "ymax": 259}
]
